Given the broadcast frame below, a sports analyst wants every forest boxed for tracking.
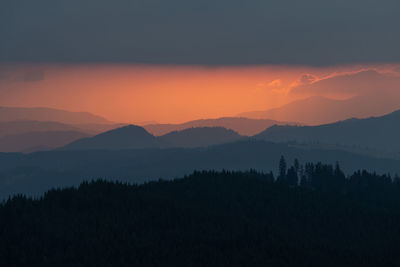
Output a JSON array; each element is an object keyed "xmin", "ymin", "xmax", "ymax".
[{"xmin": 1, "ymin": 158, "xmax": 400, "ymax": 266}]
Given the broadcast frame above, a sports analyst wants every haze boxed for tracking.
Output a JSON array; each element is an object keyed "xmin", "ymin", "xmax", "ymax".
[{"xmin": 1, "ymin": 63, "xmax": 400, "ymax": 124}]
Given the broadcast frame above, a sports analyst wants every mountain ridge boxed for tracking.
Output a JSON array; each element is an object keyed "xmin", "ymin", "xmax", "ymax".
[
  {"xmin": 144, "ymin": 117, "xmax": 296, "ymax": 136},
  {"xmin": 254, "ymin": 109, "xmax": 400, "ymax": 152},
  {"xmin": 61, "ymin": 125, "xmax": 245, "ymax": 150},
  {"xmin": 0, "ymin": 106, "xmax": 112, "ymax": 125}
]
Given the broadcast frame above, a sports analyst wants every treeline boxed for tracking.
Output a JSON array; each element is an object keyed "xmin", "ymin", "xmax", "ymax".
[
  {"xmin": 277, "ymin": 156, "xmax": 399, "ymax": 192},
  {"xmin": 1, "ymin": 159, "xmax": 400, "ymax": 266}
]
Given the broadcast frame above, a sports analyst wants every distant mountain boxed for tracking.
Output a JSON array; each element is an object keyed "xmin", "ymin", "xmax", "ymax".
[
  {"xmin": 0, "ymin": 120, "xmax": 81, "ymax": 137},
  {"xmin": 144, "ymin": 117, "xmax": 294, "ymax": 136},
  {"xmin": 1, "ymin": 140, "xmax": 400, "ymax": 198},
  {"xmin": 61, "ymin": 125, "xmax": 160, "ymax": 150},
  {"xmin": 62, "ymin": 125, "xmax": 244, "ymax": 150},
  {"xmin": 239, "ymin": 70, "xmax": 400, "ymax": 125},
  {"xmin": 159, "ymin": 127, "xmax": 243, "ymax": 148},
  {"xmin": 0, "ymin": 106, "xmax": 112, "ymax": 125},
  {"xmin": 0, "ymin": 131, "xmax": 89, "ymax": 153},
  {"xmin": 290, "ymin": 70, "xmax": 400, "ymax": 97},
  {"xmin": 0, "ymin": 120, "xmax": 127, "ymax": 152},
  {"xmin": 254, "ymin": 109, "xmax": 400, "ymax": 152},
  {"xmin": 239, "ymin": 94, "xmax": 400, "ymax": 125}
]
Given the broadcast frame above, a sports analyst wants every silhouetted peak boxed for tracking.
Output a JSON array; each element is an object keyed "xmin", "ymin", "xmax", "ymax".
[{"xmin": 97, "ymin": 124, "xmax": 154, "ymax": 138}]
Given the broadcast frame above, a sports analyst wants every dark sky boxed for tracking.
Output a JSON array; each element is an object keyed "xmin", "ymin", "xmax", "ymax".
[{"xmin": 1, "ymin": 0, "xmax": 399, "ymax": 65}]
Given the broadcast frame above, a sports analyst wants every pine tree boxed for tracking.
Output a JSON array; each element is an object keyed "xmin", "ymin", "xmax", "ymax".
[{"xmin": 277, "ymin": 156, "xmax": 287, "ymax": 183}]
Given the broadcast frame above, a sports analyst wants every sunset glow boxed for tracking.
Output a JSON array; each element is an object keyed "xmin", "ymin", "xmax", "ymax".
[{"xmin": 1, "ymin": 63, "xmax": 400, "ymax": 124}]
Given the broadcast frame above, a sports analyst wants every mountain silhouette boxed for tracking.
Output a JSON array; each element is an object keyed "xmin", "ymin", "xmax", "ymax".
[
  {"xmin": 159, "ymin": 127, "xmax": 243, "ymax": 148},
  {"xmin": 72, "ymin": 123, "xmax": 128, "ymax": 135},
  {"xmin": 61, "ymin": 125, "xmax": 160, "ymax": 150},
  {"xmin": 0, "ymin": 120, "xmax": 81, "ymax": 138},
  {"xmin": 239, "ymin": 94, "xmax": 400, "ymax": 125},
  {"xmin": 254, "ymin": 109, "xmax": 400, "ymax": 152},
  {"xmin": 62, "ymin": 125, "xmax": 246, "ymax": 150},
  {"xmin": 0, "ymin": 131, "xmax": 89, "ymax": 153},
  {"xmin": 144, "ymin": 117, "xmax": 295, "ymax": 136},
  {"xmin": 0, "ymin": 106, "xmax": 112, "ymax": 125},
  {"xmin": 239, "ymin": 71, "xmax": 400, "ymax": 125},
  {"xmin": 290, "ymin": 70, "xmax": 400, "ymax": 97}
]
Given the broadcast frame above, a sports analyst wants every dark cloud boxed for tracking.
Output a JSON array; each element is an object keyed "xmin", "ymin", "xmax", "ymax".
[{"xmin": 1, "ymin": 0, "xmax": 400, "ymax": 65}]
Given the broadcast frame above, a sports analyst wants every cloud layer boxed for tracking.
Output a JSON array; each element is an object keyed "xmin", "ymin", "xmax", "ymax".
[{"xmin": 1, "ymin": 0, "xmax": 400, "ymax": 65}]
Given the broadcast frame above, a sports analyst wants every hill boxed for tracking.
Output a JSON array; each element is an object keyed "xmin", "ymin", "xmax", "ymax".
[
  {"xmin": 62, "ymin": 126, "xmax": 244, "ymax": 150},
  {"xmin": 159, "ymin": 127, "xmax": 243, "ymax": 148},
  {"xmin": 2, "ymin": 140, "xmax": 400, "ymax": 198},
  {"xmin": 144, "ymin": 117, "xmax": 294, "ymax": 136},
  {"xmin": 61, "ymin": 125, "xmax": 160, "ymax": 150},
  {"xmin": 254, "ymin": 109, "xmax": 400, "ymax": 152}
]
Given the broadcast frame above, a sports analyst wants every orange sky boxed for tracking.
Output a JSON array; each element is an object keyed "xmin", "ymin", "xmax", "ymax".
[{"xmin": 1, "ymin": 63, "xmax": 399, "ymax": 124}]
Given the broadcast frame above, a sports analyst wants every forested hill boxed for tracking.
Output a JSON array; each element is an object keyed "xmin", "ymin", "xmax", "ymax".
[{"xmin": 2, "ymin": 161, "xmax": 400, "ymax": 266}]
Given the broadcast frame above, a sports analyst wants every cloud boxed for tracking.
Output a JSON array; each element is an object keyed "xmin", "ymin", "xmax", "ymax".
[
  {"xmin": 1, "ymin": 0, "xmax": 400, "ymax": 65},
  {"xmin": 299, "ymin": 74, "xmax": 316, "ymax": 85},
  {"xmin": 267, "ymin": 79, "xmax": 282, "ymax": 88}
]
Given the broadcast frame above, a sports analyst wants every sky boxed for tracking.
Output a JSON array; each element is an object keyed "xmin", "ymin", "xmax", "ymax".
[
  {"xmin": 1, "ymin": 0, "xmax": 400, "ymax": 65},
  {"xmin": 1, "ymin": 64, "xmax": 400, "ymax": 123},
  {"xmin": 1, "ymin": 0, "xmax": 399, "ymax": 123}
]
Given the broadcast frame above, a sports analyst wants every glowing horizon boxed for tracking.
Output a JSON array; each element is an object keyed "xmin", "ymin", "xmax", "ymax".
[{"xmin": 1, "ymin": 63, "xmax": 400, "ymax": 124}]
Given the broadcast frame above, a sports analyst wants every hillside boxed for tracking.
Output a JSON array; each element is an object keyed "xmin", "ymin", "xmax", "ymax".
[
  {"xmin": 2, "ymin": 140, "xmax": 400, "ymax": 198},
  {"xmin": 2, "ymin": 168, "xmax": 400, "ymax": 266}
]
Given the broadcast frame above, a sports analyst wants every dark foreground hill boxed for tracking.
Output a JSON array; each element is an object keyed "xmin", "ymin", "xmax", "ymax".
[
  {"xmin": 1, "ymin": 140, "xmax": 400, "ymax": 199},
  {"xmin": 2, "ymin": 167, "xmax": 400, "ymax": 266}
]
